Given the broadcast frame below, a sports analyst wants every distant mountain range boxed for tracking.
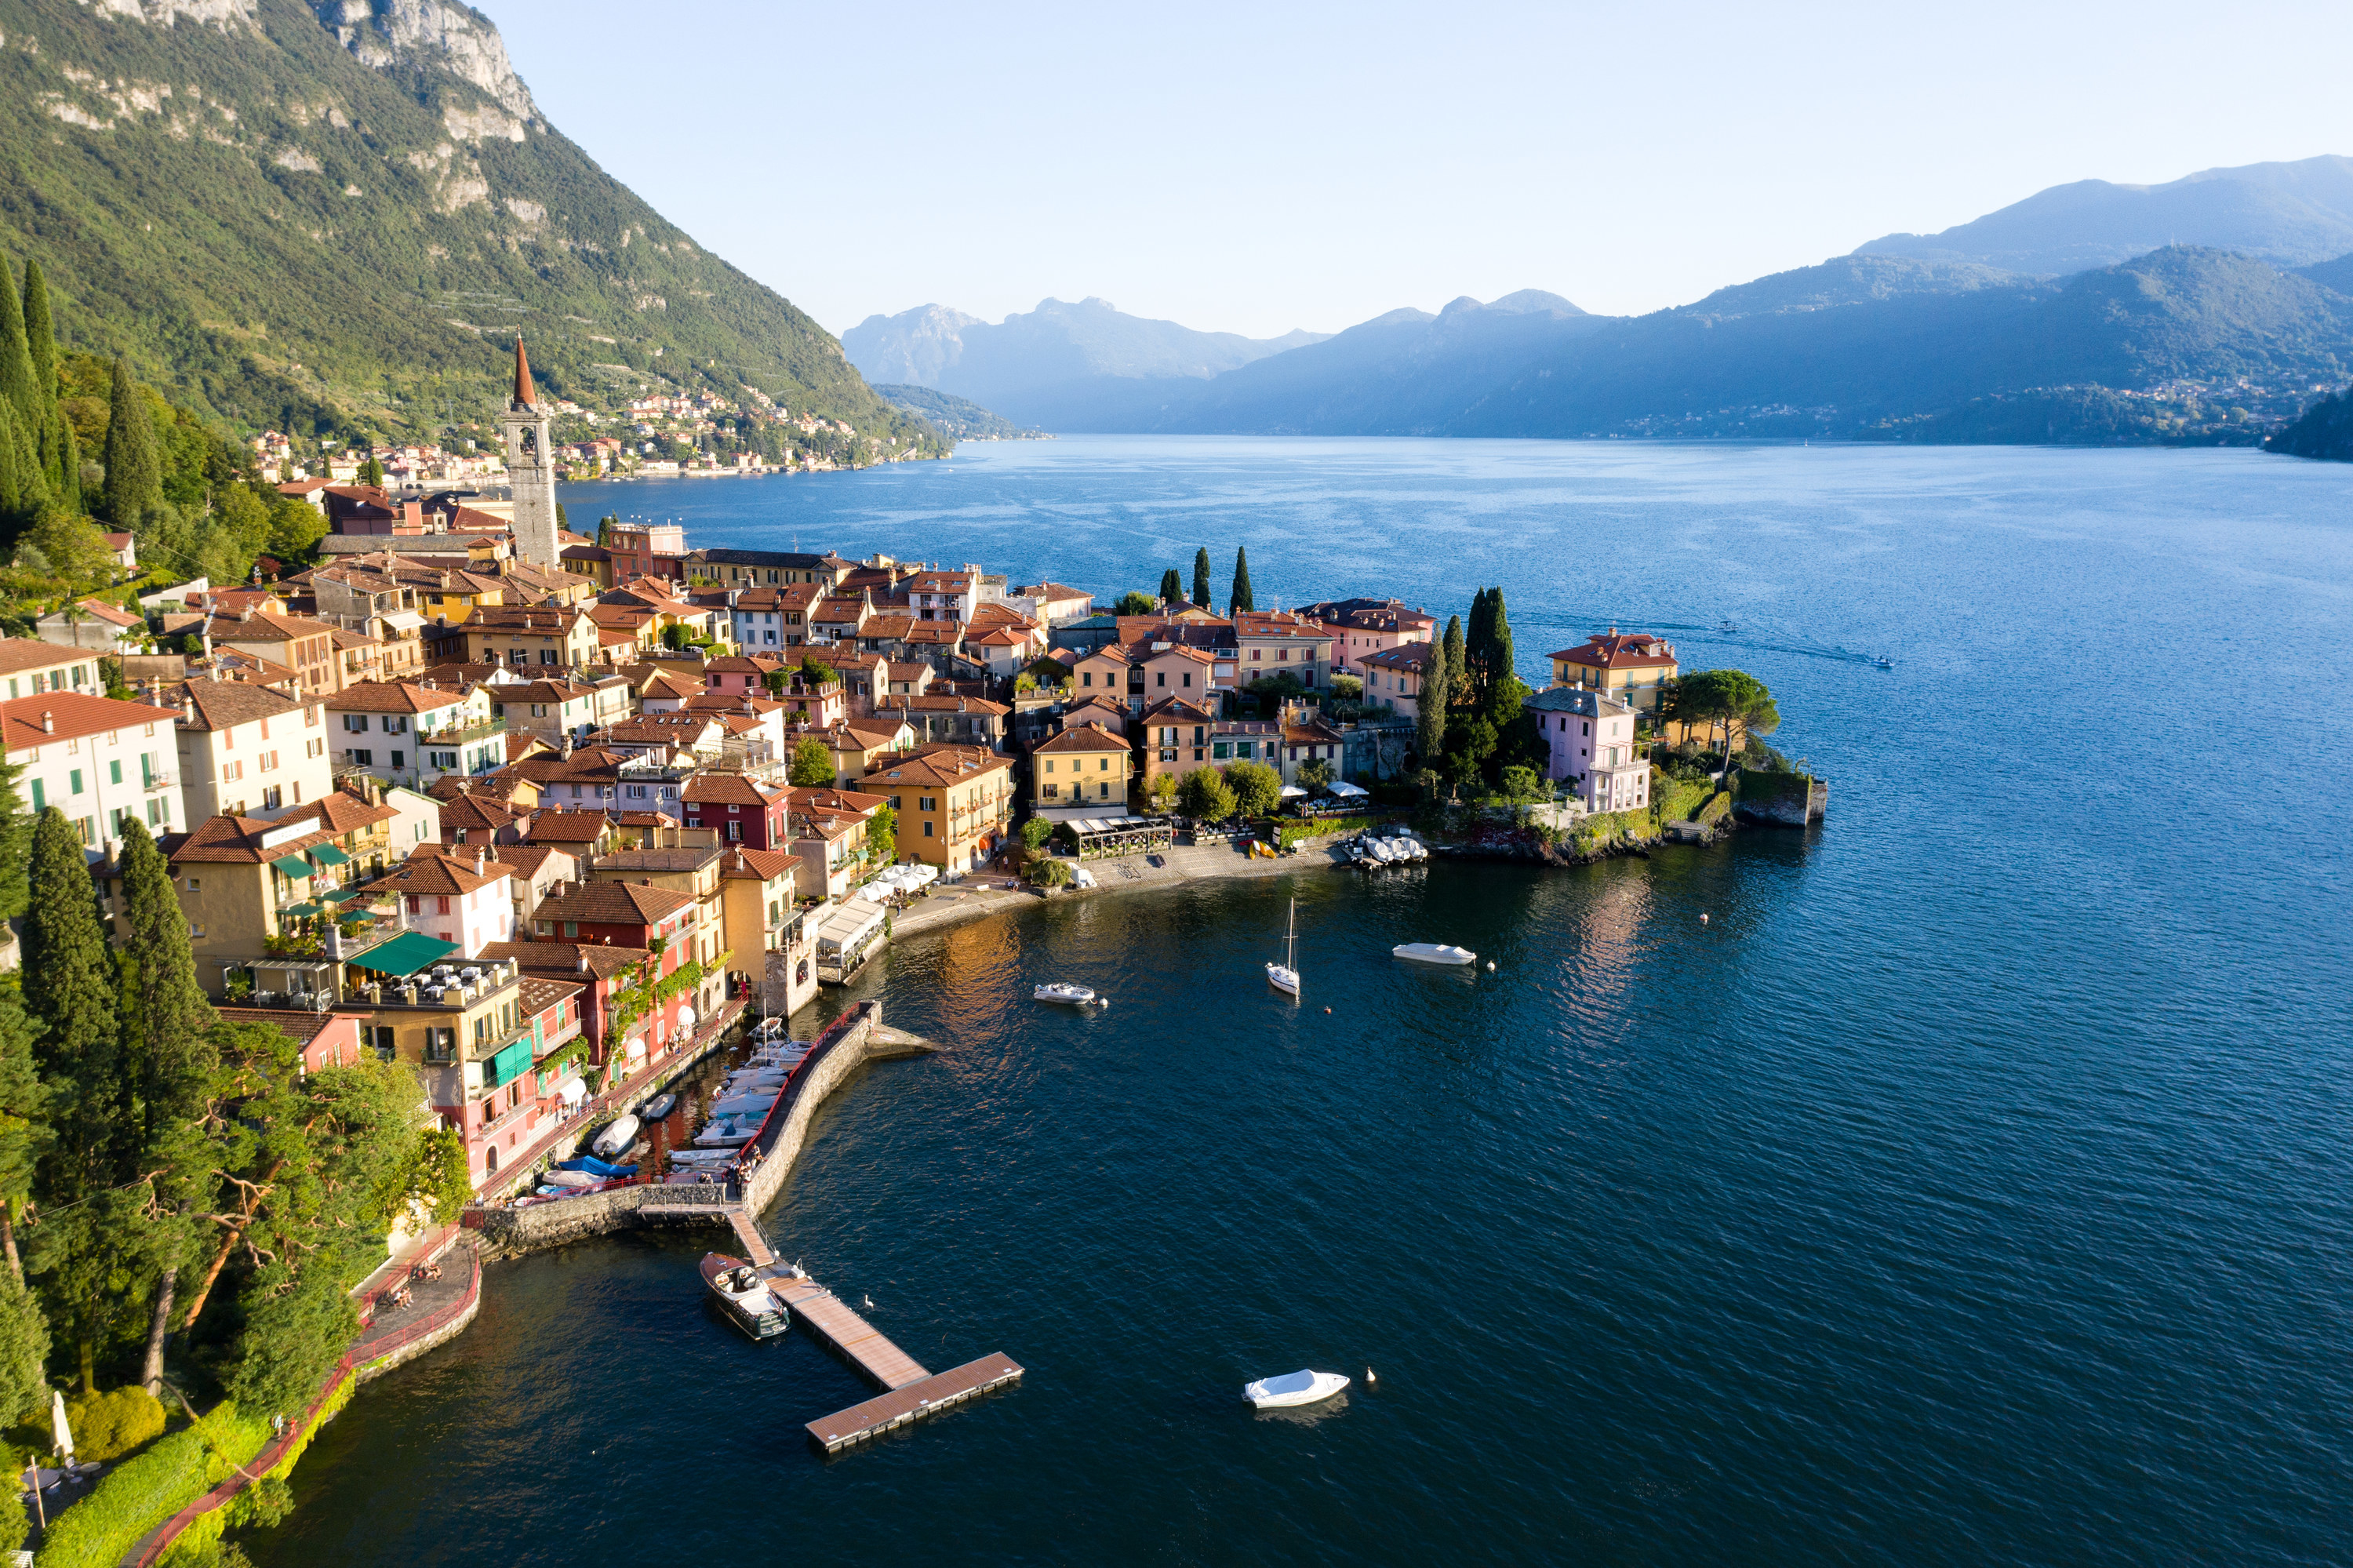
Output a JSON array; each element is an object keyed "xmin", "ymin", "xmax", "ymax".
[
  {"xmin": 1856, "ymin": 155, "xmax": 2353, "ymax": 276},
  {"xmin": 0, "ymin": 0, "xmax": 931, "ymax": 449},
  {"xmin": 851, "ymin": 156, "xmax": 2353, "ymax": 447},
  {"xmin": 842, "ymin": 297, "xmax": 1326, "ymax": 431}
]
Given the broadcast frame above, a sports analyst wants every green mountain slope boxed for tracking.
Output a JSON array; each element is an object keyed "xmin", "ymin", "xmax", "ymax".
[
  {"xmin": 871, "ymin": 384, "xmax": 1042, "ymax": 441},
  {"xmin": 0, "ymin": 0, "xmax": 936, "ymax": 452}
]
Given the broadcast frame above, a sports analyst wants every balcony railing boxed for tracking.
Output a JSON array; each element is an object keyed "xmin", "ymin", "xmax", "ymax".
[{"xmin": 420, "ymin": 716, "xmax": 507, "ymax": 745}]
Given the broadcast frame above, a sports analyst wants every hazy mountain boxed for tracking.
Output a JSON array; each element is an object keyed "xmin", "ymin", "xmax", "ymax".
[
  {"xmin": 0, "ymin": 0, "xmax": 931, "ymax": 448},
  {"xmin": 842, "ymin": 297, "xmax": 1327, "ymax": 427},
  {"xmin": 1119, "ymin": 249, "xmax": 2353, "ymax": 444},
  {"xmin": 1855, "ymin": 155, "xmax": 2353, "ymax": 276},
  {"xmin": 2295, "ymin": 250, "xmax": 2353, "ymax": 295}
]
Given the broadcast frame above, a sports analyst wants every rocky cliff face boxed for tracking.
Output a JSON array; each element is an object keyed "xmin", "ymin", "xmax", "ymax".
[{"xmin": 309, "ymin": 0, "xmax": 538, "ymax": 121}]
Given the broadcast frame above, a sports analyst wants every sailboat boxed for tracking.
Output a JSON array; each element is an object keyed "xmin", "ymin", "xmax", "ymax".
[{"xmin": 1267, "ymin": 898, "xmax": 1301, "ymax": 996}]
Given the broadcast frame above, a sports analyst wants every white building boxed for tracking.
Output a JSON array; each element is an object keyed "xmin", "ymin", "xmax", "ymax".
[
  {"xmin": 325, "ymin": 681, "xmax": 496, "ymax": 791},
  {"xmin": 367, "ymin": 847, "xmax": 516, "ymax": 959},
  {"xmin": 173, "ymin": 679, "xmax": 333, "ymax": 821},
  {"xmin": 0, "ymin": 691, "xmax": 186, "ymax": 855}
]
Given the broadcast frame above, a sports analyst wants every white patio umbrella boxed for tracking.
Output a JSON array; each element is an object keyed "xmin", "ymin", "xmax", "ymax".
[{"xmin": 50, "ymin": 1388, "xmax": 72, "ymax": 1461}]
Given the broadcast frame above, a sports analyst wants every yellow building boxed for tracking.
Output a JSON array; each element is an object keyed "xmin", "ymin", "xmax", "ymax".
[
  {"xmin": 1547, "ymin": 629, "xmax": 1681, "ymax": 715},
  {"xmin": 1031, "ymin": 722, "xmax": 1132, "ymax": 821},
  {"xmin": 856, "ymin": 745, "xmax": 1014, "ymax": 873}
]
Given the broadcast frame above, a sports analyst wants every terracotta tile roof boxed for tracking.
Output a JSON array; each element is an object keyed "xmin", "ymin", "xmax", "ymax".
[
  {"xmin": 0, "ymin": 691, "xmax": 178, "ymax": 748},
  {"xmin": 1136, "ymin": 696, "xmax": 1217, "ymax": 722},
  {"xmin": 216, "ymin": 1007, "xmax": 343, "ymax": 1046},
  {"xmin": 493, "ymin": 679, "xmax": 596, "ymax": 703},
  {"xmin": 429, "ymin": 773, "xmax": 533, "ymax": 803},
  {"xmin": 784, "ymin": 785, "xmax": 886, "ymax": 815},
  {"xmin": 66, "ymin": 597, "xmax": 144, "ymax": 629},
  {"xmin": 0, "ymin": 641, "xmax": 86, "ymax": 677},
  {"xmin": 900, "ymin": 620, "xmax": 962, "ymax": 646},
  {"xmin": 365, "ymin": 849, "xmax": 512, "ymax": 897},
  {"xmin": 440, "ymin": 794, "xmax": 520, "ymax": 834},
  {"xmin": 536, "ymin": 879, "xmax": 694, "ymax": 928},
  {"xmin": 515, "ymin": 976, "xmax": 587, "ymax": 1018},
  {"xmin": 858, "ymin": 745, "xmax": 1014, "ymax": 790},
  {"xmin": 1231, "ymin": 611, "xmax": 1334, "ymax": 642},
  {"xmin": 167, "ymin": 813, "xmax": 351, "ymax": 866},
  {"xmin": 211, "ymin": 610, "xmax": 336, "ymax": 645},
  {"xmin": 283, "ymin": 790, "xmax": 397, "ymax": 835},
  {"xmin": 595, "ymin": 846, "xmax": 721, "ymax": 874},
  {"xmin": 1010, "ymin": 582, "xmax": 1090, "ymax": 602},
  {"xmin": 720, "ymin": 846, "xmax": 799, "ymax": 881},
  {"xmin": 1297, "ymin": 597, "xmax": 1435, "ymax": 633},
  {"xmin": 1360, "ymin": 642, "xmax": 1437, "ymax": 672},
  {"xmin": 521, "ymin": 812, "xmax": 615, "ymax": 842},
  {"xmin": 478, "ymin": 940, "xmax": 649, "ymax": 981},
  {"xmin": 880, "ymin": 693, "xmax": 1009, "ymax": 715},
  {"xmin": 1550, "ymin": 631, "xmax": 1679, "ymax": 670},
  {"xmin": 169, "ymin": 680, "xmax": 306, "ymax": 732},
  {"xmin": 467, "ymin": 606, "xmax": 587, "ymax": 634},
  {"xmin": 1033, "ymin": 722, "xmax": 1129, "ymax": 755},
  {"xmin": 682, "ymin": 773, "xmax": 782, "ymax": 807},
  {"xmin": 326, "ymin": 680, "xmax": 468, "ymax": 715}
]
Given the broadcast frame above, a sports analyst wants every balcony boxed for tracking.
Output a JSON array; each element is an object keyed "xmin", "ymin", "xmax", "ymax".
[
  {"xmin": 140, "ymin": 769, "xmax": 174, "ymax": 791},
  {"xmin": 419, "ymin": 716, "xmax": 507, "ymax": 747}
]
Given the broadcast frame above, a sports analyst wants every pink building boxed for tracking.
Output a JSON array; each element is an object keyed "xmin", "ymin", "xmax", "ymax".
[
  {"xmin": 1526, "ymin": 686, "xmax": 1647, "ymax": 813},
  {"xmin": 1298, "ymin": 598, "xmax": 1436, "ymax": 675}
]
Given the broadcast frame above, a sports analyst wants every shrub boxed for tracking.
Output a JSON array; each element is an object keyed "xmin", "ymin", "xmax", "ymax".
[
  {"xmin": 1024, "ymin": 859, "xmax": 1071, "ymax": 889},
  {"xmin": 65, "ymin": 1387, "xmax": 167, "ymax": 1463},
  {"xmin": 33, "ymin": 1401, "xmax": 267, "ymax": 1568},
  {"xmin": 1019, "ymin": 817, "xmax": 1053, "ymax": 850},
  {"xmin": 0, "ymin": 1489, "xmax": 22, "ymax": 1557}
]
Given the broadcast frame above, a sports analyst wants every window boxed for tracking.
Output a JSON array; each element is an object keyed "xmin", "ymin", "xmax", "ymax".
[
  {"xmin": 1211, "ymin": 743, "xmax": 1230, "ymax": 760},
  {"xmin": 147, "ymin": 799, "xmax": 165, "ymax": 827},
  {"xmin": 262, "ymin": 786, "xmax": 282, "ymax": 810},
  {"xmin": 353, "ymin": 750, "xmax": 373, "ymax": 766},
  {"xmin": 919, "ymin": 796, "xmax": 936, "ymax": 812},
  {"xmin": 391, "ymin": 751, "xmax": 406, "ymax": 769},
  {"xmin": 1156, "ymin": 671, "xmax": 1166, "ymax": 687},
  {"xmin": 1098, "ymin": 782, "xmax": 1110, "ymax": 799},
  {"xmin": 922, "ymin": 820, "xmax": 934, "ymax": 837},
  {"xmin": 344, "ymin": 713, "xmax": 366, "ymax": 733},
  {"xmin": 1097, "ymin": 759, "xmax": 1108, "ymax": 772},
  {"xmin": 1081, "ymin": 672, "xmax": 1093, "ymax": 687},
  {"xmin": 109, "ymin": 759, "xmax": 122, "ymax": 785},
  {"xmin": 384, "ymin": 715, "xmax": 408, "ymax": 734}
]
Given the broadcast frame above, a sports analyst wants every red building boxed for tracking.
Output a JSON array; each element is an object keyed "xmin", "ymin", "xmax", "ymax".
[{"xmin": 682, "ymin": 771, "xmax": 790, "ymax": 848}]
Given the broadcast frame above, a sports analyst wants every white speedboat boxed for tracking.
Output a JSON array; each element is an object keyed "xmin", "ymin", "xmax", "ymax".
[
  {"xmin": 1035, "ymin": 983, "xmax": 1097, "ymax": 1006},
  {"xmin": 639, "ymin": 1092, "xmax": 678, "ymax": 1120},
  {"xmin": 748, "ymin": 1016, "xmax": 787, "ymax": 1042},
  {"xmin": 1266, "ymin": 897, "xmax": 1300, "ymax": 997},
  {"xmin": 1243, "ymin": 1369, "xmax": 1350, "ymax": 1409},
  {"xmin": 1393, "ymin": 943, "xmax": 1477, "ymax": 966},
  {"xmin": 542, "ymin": 1168, "xmax": 598, "ymax": 1189},
  {"xmin": 700, "ymin": 1253, "xmax": 790, "ymax": 1341},
  {"xmin": 591, "ymin": 1114, "xmax": 640, "ymax": 1159},
  {"xmin": 1369, "ymin": 839, "xmax": 1400, "ymax": 864},
  {"xmin": 711, "ymin": 1090, "xmax": 778, "ymax": 1118},
  {"xmin": 693, "ymin": 1117, "xmax": 756, "ymax": 1148},
  {"xmin": 748, "ymin": 1045, "xmax": 809, "ymax": 1066},
  {"xmin": 722, "ymin": 1067, "xmax": 788, "ymax": 1090}
]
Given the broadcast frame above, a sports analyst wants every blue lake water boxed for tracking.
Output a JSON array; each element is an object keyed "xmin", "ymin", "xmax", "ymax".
[{"xmin": 249, "ymin": 438, "xmax": 2353, "ymax": 1563}]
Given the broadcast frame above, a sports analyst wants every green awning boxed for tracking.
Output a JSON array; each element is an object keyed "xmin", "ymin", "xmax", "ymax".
[
  {"xmin": 271, "ymin": 854, "xmax": 314, "ymax": 879},
  {"xmin": 321, "ymin": 886, "xmax": 372, "ymax": 906},
  {"xmin": 353, "ymin": 931, "xmax": 459, "ymax": 977},
  {"xmin": 278, "ymin": 901, "xmax": 322, "ymax": 918},
  {"xmin": 309, "ymin": 845, "xmax": 352, "ymax": 866}
]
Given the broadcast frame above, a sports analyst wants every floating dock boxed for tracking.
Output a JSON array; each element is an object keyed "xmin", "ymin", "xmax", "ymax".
[
  {"xmin": 805, "ymin": 1352, "xmax": 1026, "ymax": 1453},
  {"xmin": 768, "ymin": 1271, "xmax": 933, "ymax": 1389}
]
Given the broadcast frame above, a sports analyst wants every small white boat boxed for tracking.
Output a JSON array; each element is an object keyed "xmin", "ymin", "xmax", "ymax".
[
  {"xmin": 1392, "ymin": 943, "xmax": 1477, "ymax": 966},
  {"xmin": 1266, "ymin": 897, "xmax": 1300, "ymax": 997},
  {"xmin": 1368, "ymin": 838, "xmax": 1400, "ymax": 864},
  {"xmin": 542, "ymin": 1169, "xmax": 598, "ymax": 1189},
  {"xmin": 700, "ymin": 1252, "xmax": 790, "ymax": 1340},
  {"xmin": 748, "ymin": 1016, "xmax": 787, "ymax": 1042},
  {"xmin": 1035, "ymin": 983, "xmax": 1097, "ymax": 1006},
  {"xmin": 591, "ymin": 1114, "xmax": 640, "ymax": 1159},
  {"xmin": 711, "ymin": 1090, "xmax": 777, "ymax": 1118},
  {"xmin": 639, "ymin": 1092, "xmax": 678, "ymax": 1120},
  {"xmin": 1243, "ymin": 1369, "xmax": 1350, "ymax": 1409},
  {"xmin": 693, "ymin": 1118, "xmax": 755, "ymax": 1148},
  {"xmin": 747, "ymin": 1045, "xmax": 808, "ymax": 1067}
]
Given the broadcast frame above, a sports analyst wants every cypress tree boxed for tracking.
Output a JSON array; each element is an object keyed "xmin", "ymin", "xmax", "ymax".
[
  {"xmin": 0, "ymin": 747, "xmax": 28, "ymax": 921},
  {"xmin": 115, "ymin": 820, "xmax": 216, "ymax": 1154},
  {"xmin": 0, "ymin": 262, "xmax": 35, "ymax": 434},
  {"xmin": 20, "ymin": 260, "xmax": 56, "ymax": 422},
  {"xmin": 1229, "ymin": 546, "xmax": 1254, "ymax": 615},
  {"xmin": 0, "ymin": 402, "xmax": 23, "ymax": 519},
  {"xmin": 1416, "ymin": 640, "xmax": 1449, "ymax": 764},
  {"xmin": 1486, "ymin": 589, "xmax": 1515, "ymax": 703},
  {"xmin": 1465, "ymin": 588, "xmax": 1493, "ymax": 699},
  {"xmin": 22, "ymin": 808, "xmax": 125, "ymax": 1199},
  {"xmin": 100, "ymin": 358, "xmax": 162, "ymax": 529},
  {"xmin": 1442, "ymin": 614, "xmax": 1467, "ymax": 705},
  {"xmin": 1191, "ymin": 547, "xmax": 1212, "ymax": 608},
  {"xmin": 44, "ymin": 406, "xmax": 80, "ymax": 517},
  {"xmin": 0, "ymin": 989, "xmax": 49, "ymax": 1282},
  {"xmin": 1158, "ymin": 567, "xmax": 1184, "ymax": 605}
]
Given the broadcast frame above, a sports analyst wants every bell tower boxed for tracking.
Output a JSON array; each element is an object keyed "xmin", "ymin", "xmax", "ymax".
[{"xmin": 500, "ymin": 337, "xmax": 559, "ymax": 569}]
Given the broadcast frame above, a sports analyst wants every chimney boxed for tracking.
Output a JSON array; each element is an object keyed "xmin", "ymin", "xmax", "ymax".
[{"xmin": 39, "ymin": 711, "xmax": 53, "ymax": 734}]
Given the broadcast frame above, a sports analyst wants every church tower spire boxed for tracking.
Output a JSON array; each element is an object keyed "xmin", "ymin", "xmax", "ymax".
[{"xmin": 500, "ymin": 335, "xmax": 558, "ymax": 569}]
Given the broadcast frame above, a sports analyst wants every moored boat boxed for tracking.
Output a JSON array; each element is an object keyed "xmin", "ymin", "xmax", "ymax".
[
  {"xmin": 1392, "ymin": 942, "xmax": 1477, "ymax": 966},
  {"xmin": 639, "ymin": 1093, "xmax": 678, "ymax": 1120},
  {"xmin": 700, "ymin": 1252, "xmax": 790, "ymax": 1340},
  {"xmin": 1242, "ymin": 1369, "xmax": 1350, "ymax": 1409},
  {"xmin": 591, "ymin": 1114, "xmax": 640, "ymax": 1159},
  {"xmin": 693, "ymin": 1116, "xmax": 756, "ymax": 1148},
  {"xmin": 711, "ymin": 1090, "xmax": 778, "ymax": 1118},
  {"xmin": 1034, "ymin": 983, "xmax": 1097, "ymax": 1006},
  {"xmin": 1267, "ymin": 897, "xmax": 1301, "ymax": 997}
]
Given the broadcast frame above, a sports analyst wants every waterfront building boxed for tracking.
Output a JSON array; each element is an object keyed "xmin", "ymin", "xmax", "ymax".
[
  {"xmin": 486, "ymin": 678, "xmax": 600, "ymax": 748},
  {"xmin": 1031, "ymin": 722, "xmax": 1133, "ymax": 820},
  {"xmin": 682, "ymin": 770, "xmax": 791, "ymax": 847},
  {"xmin": 715, "ymin": 846, "xmax": 816, "ymax": 1016},
  {"xmin": 1136, "ymin": 696, "xmax": 1217, "ymax": 788},
  {"xmin": 1526, "ymin": 686, "xmax": 1648, "ymax": 812},
  {"xmin": 784, "ymin": 785, "xmax": 888, "ymax": 900},
  {"xmin": 1297, "ymin": 597, "xmax": 1435, "ymax": 675},
  {"xmin": 1357, "ymin": 641, "xmax": 1437, "ymax": 710},
  {"xmin": 856, "ymin": 746, "xmax": 1015, "ymax": 871},
  {"xmin": 1547, "ymin": 629, "xmax": 1680, "ymax": 714},
  {"xmin": 687, "ymin": 548, "xmax": 854, "ymax": 589}
]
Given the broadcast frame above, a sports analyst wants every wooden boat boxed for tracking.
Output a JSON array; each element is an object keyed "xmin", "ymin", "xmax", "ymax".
[
  {"xmin": 1392, "ymin": 943, "xmax": 1477, "ymax": 966},
  {"xmin": 591, "ymin": 1114, "xmax": 639, "ymax": 1159},
  {"xmin": 700, "ymin": 1252, "xmax": 789, "ymax": 1340},
  {"xmin": 1242, "ymin": 1369, "xmax": 1349, "ymax": 1409}
]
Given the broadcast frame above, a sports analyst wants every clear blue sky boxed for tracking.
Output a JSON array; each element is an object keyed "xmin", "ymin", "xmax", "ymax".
[{"xmin": 489, "ymin": 0, "xmax": 2353, "ymax": 339}]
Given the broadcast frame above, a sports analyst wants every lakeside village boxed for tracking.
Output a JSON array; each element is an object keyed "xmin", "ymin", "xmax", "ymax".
[{"xmin": 0, "ymin": 341, "xmax": 1813, "ymax": 1552}]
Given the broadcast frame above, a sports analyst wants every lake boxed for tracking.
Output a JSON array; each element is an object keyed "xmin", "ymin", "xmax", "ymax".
[{"xmin": 248, "ymin": 437, "xmax": 2353, "ymax": 1565}]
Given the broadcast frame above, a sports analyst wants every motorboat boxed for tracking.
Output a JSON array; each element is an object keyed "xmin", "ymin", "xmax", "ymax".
[
  {"xmin": 639, "ymin": 1093, "xmax": 678, "ymax": 1121},
  {"xmin": 543, "ymin": 1169, "xmax": 599, "ymax": 1189},
  {"xmin": 748, "ymin": 1016, "xmax": 787, "ymax": 1042},
  {"xmin": 1035, "ymin": 983, "xmax": 1097, "ymax": 1006},
  {"xmin": 1367, "ymin": 839, "xmax": 1399, "ymax": 864},
  {"xmin": 1393, "ymin": 943, "xmax": 1478, "ymax": 966},
  {"xmin": 1243, "ymin": 1369, "xmax": 1350, "ymax": 1409},
  {"xmin": 711, "ymin": 1090, "xmax": 778, "ymax": 1118},
  {"xmin": 700, "ymin": 1252, "xmax": 790, "ymax": 1341},
  {"xmin": 693, "ymin": 1117, "xmax": 757, "ymax": 1148},
  {"xmin": 667, "ymin": 1148, "xmax": 736, "ymax": 1166},
  {"xmin": 722, "ymin": 1067, "xmax": 789, "ymax": 1090},
  {"xmin": 554, "ymin": 1155, "xmax": 635, "ymax": 1178},
  {"xmin": 1266, "ymin": 898, "xmax": 1301, "ymax": 997},
  {"xmin": 590, "ymin": 1114, "xmax": 640, "ymax": 1159}
]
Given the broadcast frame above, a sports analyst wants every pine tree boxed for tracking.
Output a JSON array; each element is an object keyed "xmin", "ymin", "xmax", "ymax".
[
  {"xmin": 100, "ymin": 358, "xmax": 162, "ymax": 530},
  {"xmin": 1229, "ymin": 546, "xmax": 1254, "ymax": 615},
  {"xmin": 1191, "ymin": 548, "xmax": 1212, "ymax": 608},
  {"xmin": 0, "ymin": 261, "xmax": 36, "ymax": 434},
  {"xmin": 1442, "ymin": 614, "xmax": 1467, "ymax": 704},
  {"xmin": 1158, "ymin": 568, "xmax": 1184, "ymax": 605},
  {"xmin": 20, "ymin": 260, "xmax": 56, "ymax": 422}
]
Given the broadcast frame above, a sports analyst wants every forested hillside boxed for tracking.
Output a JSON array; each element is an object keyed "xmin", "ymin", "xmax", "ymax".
[{"xmin": 0, "ymin": 0, "xmax": 936, "ymax": 453}]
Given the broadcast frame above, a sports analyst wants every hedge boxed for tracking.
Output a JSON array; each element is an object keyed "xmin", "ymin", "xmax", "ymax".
[
  {"xmin": 158, "ymin": 1375, "xmax": 357, "ymax": 1566},
  {"xmin": 35, "ymin": 1402, "xmax": 269, "ymax": 1568}
]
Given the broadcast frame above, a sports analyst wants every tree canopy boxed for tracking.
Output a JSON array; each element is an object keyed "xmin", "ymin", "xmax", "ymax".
[{"xmin": 788, "ymin": 737, "xmax": 835, "ymax": 788}]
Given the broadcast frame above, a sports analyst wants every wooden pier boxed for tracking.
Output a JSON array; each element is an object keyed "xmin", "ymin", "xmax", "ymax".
[
  {"xmin": 805, "ymin": 1352, "xmax": 1026, "ymax": 1453},
  {"xmin": 767, "ymin": 1271, "xmax": 931, "ymax": 1389}
]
